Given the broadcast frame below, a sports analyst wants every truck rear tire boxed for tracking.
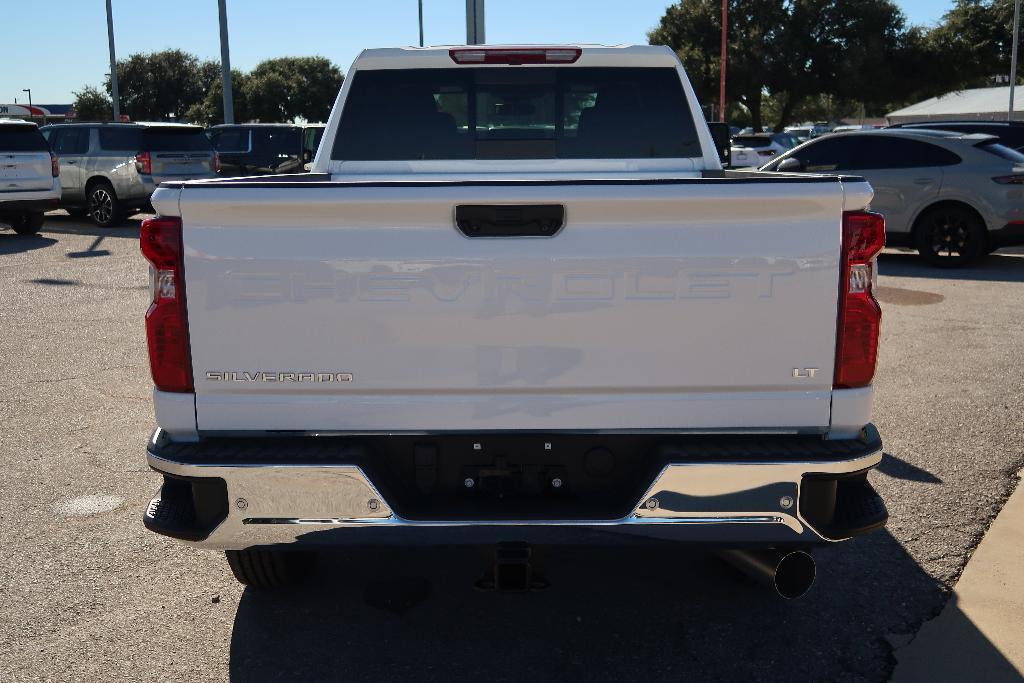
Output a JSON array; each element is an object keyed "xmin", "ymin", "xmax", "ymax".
[
  {"xmin": 225, "ymin": 548, "xmax": 316, "ymax": 588},
  {"xmin": 10, "ymin": 212, "xmax": 44, "ymax": 235}
]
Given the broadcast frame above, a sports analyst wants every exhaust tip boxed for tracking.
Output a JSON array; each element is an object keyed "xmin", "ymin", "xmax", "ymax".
[
  {"xmin": 718, "ymin": 548, "xmax": 817, "ymax": 600},
  {"xmin": 773, "ymin": 550, "xmax": 816, "ymax": 600}
]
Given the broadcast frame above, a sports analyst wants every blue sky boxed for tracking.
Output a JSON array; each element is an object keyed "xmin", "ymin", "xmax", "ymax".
[{"xmin": 2, "ymin": 0, "xmax": 954, "ymax": 104}]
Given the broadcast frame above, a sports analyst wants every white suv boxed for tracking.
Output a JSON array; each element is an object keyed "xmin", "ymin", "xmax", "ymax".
[{"xmin": 0, "ymin": 120, "xmax": 60, "ymax": 235}]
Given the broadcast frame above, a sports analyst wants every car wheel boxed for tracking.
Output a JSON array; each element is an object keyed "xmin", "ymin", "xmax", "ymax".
[
  {"xmin": 87, "ymin": 181, "xmax": 123, "ymax": 227},
  {"xmin": 914, "ymin": 205, "xmax": 985, "ymax": 268},
  {"xmin": 10, "ymin": 212, "xmax": 44, "ymax": 236},
  {"xmin": 225, "ymin": 548, "xmax": 316, "ymax": 588}
]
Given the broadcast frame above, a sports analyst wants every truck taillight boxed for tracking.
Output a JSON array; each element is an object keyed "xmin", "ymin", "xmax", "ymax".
[
  {"xmin": 50, "ymin": 151, "xmax": 59, "ymax": 177},
  {"xmin": 449, "ymin": 47, "xmax": 582, "ymax": 64},
  {"xmin": 141, "ymin": 216, "xmax": 193, "ymax": 392},
  {"xmin": 135, "ymin": 151, "xmax": 152, "ymax": 175},
  {"xmin": 834, "ymin": 210, "xmax": 885, "ymax": 389}
]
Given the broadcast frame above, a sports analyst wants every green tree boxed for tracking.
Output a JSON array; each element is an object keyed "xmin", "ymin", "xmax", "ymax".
[
  {"xmin": 71, "ymin": 86, "xmax": 112, "ymax": 121},
  {"xmin": 186, "ymin": 70, "xmax": 251, "ymax": 125},
  {"xmin": 103, "ymin": 49, "xmax": 218, "ymax": 121},
  {"xmin": 927, "ymin": 0, "xmax": 1023, "ymax": 90},
  {"xmin": 649, "ymin": 0, "xmax": 912, "ymax": 129},
  {"xmin": 242, "ymin": 57, "xmax": 343, "ymax": 122}
]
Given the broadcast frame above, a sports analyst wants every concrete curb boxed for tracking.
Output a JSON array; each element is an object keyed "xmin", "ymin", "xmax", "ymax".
[{"xmin": 891, "ymin": 470, "xmax": 1024, "ymax": 682}]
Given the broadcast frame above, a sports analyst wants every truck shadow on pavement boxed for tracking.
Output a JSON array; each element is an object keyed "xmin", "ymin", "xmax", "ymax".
[
  {"xmin": 225, "ymin": 529, "xmax": 1015, "ymax": 681},
  {"xmin": 878, "ymin": 250, "xmax": 1024, "ymax": 283}
]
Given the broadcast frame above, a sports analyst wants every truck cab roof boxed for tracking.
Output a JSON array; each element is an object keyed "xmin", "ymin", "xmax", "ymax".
[{"xmin": 351, "ymin": 44, "xmax": 680, "ymax": 70}]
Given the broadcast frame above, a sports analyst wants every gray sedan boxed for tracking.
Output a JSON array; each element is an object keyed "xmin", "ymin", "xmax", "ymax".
[{"xmin": 761, "ymin": 129, "xmax": 1024, "ymax": 266}]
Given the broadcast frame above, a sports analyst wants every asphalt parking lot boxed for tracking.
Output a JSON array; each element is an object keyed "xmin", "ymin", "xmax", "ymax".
[{"xmin": 1, "ymin": 212, "xmax": 1023, "ymax": 681}]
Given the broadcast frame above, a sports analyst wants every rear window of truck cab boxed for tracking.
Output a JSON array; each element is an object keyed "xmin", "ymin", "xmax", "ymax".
[{"xmin": 332, "ymin": 67, "xmax": 701, "ymax": 160}]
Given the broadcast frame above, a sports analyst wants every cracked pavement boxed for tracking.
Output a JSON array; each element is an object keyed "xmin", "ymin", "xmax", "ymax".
[{"xmin": 1, "ymin": 213, "xmax": 1022, "ymax": 681}]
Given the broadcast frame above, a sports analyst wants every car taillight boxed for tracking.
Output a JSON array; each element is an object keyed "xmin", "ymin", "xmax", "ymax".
[
  {"xmin": 449, "ymin": 47, "xmax": 582, "ymax": 64},
  {"xmin": 834, "ymin": 210, "xmax": 885, "ymax": 389},
  {"xmin": 140, "ymin": 216, "xmax": 192, "ymax": 392},
  {"xmin": 50, "ymin": 151, "xmax": 59, "ymax": 177},
  {"xmin": 135, "ymin": 151, "xmax": 152, "ymax": 175},
  {"xmin": 213, "ymin": 152, "xmax": 221, "ymax": 174},
  {"xmin": 992, "ymin": 174, "xmax": 1024, "ymax": 184}
]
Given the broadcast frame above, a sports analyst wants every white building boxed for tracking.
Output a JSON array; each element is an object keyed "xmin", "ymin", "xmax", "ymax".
[{"xmin": 887, "ymin": 86, "xmax": 1023, "ymax": 124}]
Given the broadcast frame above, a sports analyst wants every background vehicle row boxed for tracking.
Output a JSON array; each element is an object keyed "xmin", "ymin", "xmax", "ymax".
[
  {"xmin": 0, "ymin": 120, "xmax": 60, "ymax": 235},
  {"xmin": 207, "ymin": 123, "xmax": 325, "ymax": 176},
  {"xmin": 761, "ymin": 128, "xmax": 1024, "ymax": 266},
  {"xmin": 39, "ymin": 122, "xmax": 217, "ymax": 227}
]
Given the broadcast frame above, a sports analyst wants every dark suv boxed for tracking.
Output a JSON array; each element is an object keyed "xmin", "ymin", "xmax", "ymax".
[
  {"xmin": 887, "ymin": 120, "xmax": 1024, "ymax": 152},
  {"xmin": 206, "ymin": 123, "xmax": 325, "ymax": 177},
  {"xmin": 39, "ymin": 123, "xmax": 217, "ymax": 226}
]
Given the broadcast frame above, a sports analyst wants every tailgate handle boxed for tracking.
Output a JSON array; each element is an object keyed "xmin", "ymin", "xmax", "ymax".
[{"xmin": 455, "ymin": 204, "xmax": 564, "ymax": 237}]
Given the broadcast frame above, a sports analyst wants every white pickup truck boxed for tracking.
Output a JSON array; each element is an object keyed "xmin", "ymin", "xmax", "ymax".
[{"xmin": 142, "ymin": 45, "xmax": 887, "ymax": 598}]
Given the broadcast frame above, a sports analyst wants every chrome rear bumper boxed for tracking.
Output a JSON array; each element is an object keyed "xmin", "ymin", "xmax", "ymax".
[{"xmin": 145, "ymin": 427, "xmax": 886, "ymax": 550}]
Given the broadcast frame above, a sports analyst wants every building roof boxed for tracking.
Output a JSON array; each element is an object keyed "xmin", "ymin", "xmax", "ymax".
[{"xmin": 887, "ymin": 87, "xmax": 1024, "ymax": 122}]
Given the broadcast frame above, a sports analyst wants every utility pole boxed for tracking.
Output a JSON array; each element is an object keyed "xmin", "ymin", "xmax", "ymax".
[
  {"xmin": 418, "ymin": 0, "xmax": 424, "ymax": 47},
  {"xmin": 218, "ymin": 0, "xmax": 235, "ymax": 124},
  {"xmin": 719, "ymin": 0, "xmax": 727, "ymax": 122},
  {"xmin": 466, "ymin": 0, "xmax": 484, "ymax": 45},
  {"xmin": 106, "ymin": 0, "xmax": 120, "ymax": 122},
  {"xmin": 1011, "ymin": 0, "xmax": 1021, "ymax": 121}
]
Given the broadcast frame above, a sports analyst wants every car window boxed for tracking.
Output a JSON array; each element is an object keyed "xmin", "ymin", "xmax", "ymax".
[
  {"xmin": 99, "ymin": 127, "xmax": 142, "ymax": 151},
  {"xmin": 854, "ymin": 137, "xmax": 960, "ymax": 169},
  {"xmin": 142, "ymin": 128, "xmax": 213, "ymax": 152},
  {"xmin": 986, "ymin": 127, "xmax": 1024, "ymax": 151},
  {"xmin": 776, "ymin": 135, "xmax": 861, "ymax": 172},
  {"xmin": 773, "ymin": 133, "xmax": 798, "ymax": 149},
  {"xmin": 303, "ymin": 127, "xmax": 324, "ymax": 155},
  {"xmin": 52, "ymin": 127, "xmax": 89, "ymax": 155},
  {"xmin": 333, "ymin": 67, "xmax": 701, "ymax": 161},
  {"xmin": 252, "ymin": 128, "xmax": 301, "ymax": 158},
  {"xmin": 0, "ymin": 125, "xmax": 49, "ymax": 152},
  {"xmin": 732, "ymin": 135, "xmax": 771, "ymax": 147},
  {"xmin": 211, "ymin": 128, "xmax": 251, "ymax": 153},
  {"xmin": 977, "ymin": 141, "xmax": 1024, "ymax": 164}
]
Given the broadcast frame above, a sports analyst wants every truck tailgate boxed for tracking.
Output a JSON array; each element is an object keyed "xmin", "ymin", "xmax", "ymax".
[{"xmin": 178, "ymin": 178, "xmax": 846, "ymax": 432}]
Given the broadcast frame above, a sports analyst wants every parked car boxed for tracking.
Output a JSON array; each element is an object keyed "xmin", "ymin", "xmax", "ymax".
[
  {"xmin": 141, "ymin": 44, "xmax": 888, "ymax": 595},
  {"xmin": 0, "ymin": 119, "xmax": 60, "ymax": 235},
  {"xmin": 886, "ymin": 120, "xmax": 1024, "ymax": 152},
  {"xmin": 39, "ymin": 122, "xmax": 218, "ymax": 227},
  {"xmin": 784, "ymin": 124, "xmax": 828, "ymax": 141},
  {"xmin": 831, "ymin": 124, "xmax": 878, "ymax": 133},
  {"xmin": 729, "ymin": 132, "xmax": 799, "ymax": 167},
  {"xmin": 207, "ymin": 123, "xmax": 326, "ymax": 176},
  {"xmin": 761, "ymin": 129, "xmax": 1024, "ymax": 266}
]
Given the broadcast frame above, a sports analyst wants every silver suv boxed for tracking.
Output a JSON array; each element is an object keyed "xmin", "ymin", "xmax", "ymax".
[
  {"xmin": 0, "ymin": 119, "xmax": 60, "ymax": 235},
  {"xmin": 40, "ymin": 122, "xmax": 217, "ymax": 226}
]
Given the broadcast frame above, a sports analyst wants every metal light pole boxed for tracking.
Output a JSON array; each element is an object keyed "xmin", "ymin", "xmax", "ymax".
[
  {"xmin": 719, "ymin": 0, "xmax": 727, "ymax": 122},
  {"xmin": 1010, "ymin": 0, "xmax": 1021, "ymax": 121},
  {"xmin": 418, "ymin": 0, "xmax": 424, "ymax": 47},
  {"xmin": 466, "ymin": 0, "xmax": 484, "ymax": 45},
  {"xmin": 218, "ymin": 0, "xmax": 235, "ymax": 124},
  {"xmin": 22, "ymin": 89, "xmax": 32, "ymax": 122},
  {"xmin": 106, "ymin": 0, "xmax": 120, "ymax": 122}
]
